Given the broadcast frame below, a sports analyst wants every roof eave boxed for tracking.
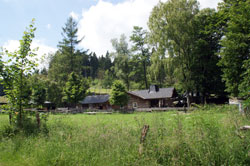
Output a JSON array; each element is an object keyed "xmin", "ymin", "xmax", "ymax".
[{"xmin": 127, "ymin": 91, "xmax": 146, "ymax": 100}]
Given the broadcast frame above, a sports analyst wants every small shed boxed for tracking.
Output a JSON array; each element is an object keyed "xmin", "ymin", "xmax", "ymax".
[{"xmin": 79, "ymin": 94, "xmax": 111, "ymax": 110}]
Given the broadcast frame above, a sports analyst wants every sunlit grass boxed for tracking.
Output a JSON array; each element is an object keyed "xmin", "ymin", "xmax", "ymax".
[
  {"xmin": 0, "ymin": 105, "xmax": 249, "ymax": 165},
  {"xmin": 89, "ymin": 87, "xmax": 111, "ymax": 94}
]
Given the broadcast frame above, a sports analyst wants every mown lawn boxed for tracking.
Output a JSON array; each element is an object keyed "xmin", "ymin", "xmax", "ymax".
[{"xmin": 0, "ymin": 105, "xmax": 249, "ymax": 166}]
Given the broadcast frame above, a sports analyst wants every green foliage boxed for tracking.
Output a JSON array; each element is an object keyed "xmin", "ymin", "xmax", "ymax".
[
  {"xmin": 148, "ymin": 0, "xmax": 200, "ymax": 106},
  {"xmin": 48, "ymin": 16, "xmax": 85, "ymax": 87},
  {"xmin": 58, "ymin": 16, "xmax": 82, "ymax": 74},
  {"xmin": 48, "ymin": 51, "xmax": 70, "ymax": 85},
  {"xmin": 130, "ymin": 26, "xmax": 151, "ymax": 89},
  {"xmin": 218, "ymin": 0, "xmax": 250, "ymax": 97},
  {"xmin": 102, "ymin": 70, "xmax": 114, "ymax": 89},
  {"xmin": 63, "ymin": 72, "xmax": 89, "ymax": 106},
  {"xmin": 110, "ymin": 80, "xmax": 128, "ymax": 107},
  {"xmin": 239, "ymin": 59, "xmax": 250, "ymax": 108},
  {"xmin": 30, "ymin": 75, "xmax": 46, "ymax": 107},
  {"xmin": 0, "ymin": 112, "xmax": 48, "ymax": 137},
  {"xmin": 192, "ymin": 8, "xmax": 226, "ymax": 101},
  {"xmin": 46, "ymin": 80, "xmax": 63, "ymax": 107},
  {"xmin": 89, "ymin": 52, "xmax": 99, "ymax": 78},
  {"xmin": 149, "ymin": 50, "xmax": 169, "ymax": 87},
  {"xmin": 98, "ymin": 52, "xmax": 112, "ymax": 72},
  {"xmin": 111, "ymin": 34, "xmax": 132, "ymax": 90},
  {"xmin": 0, "ymin": 19, "xmax": 37, "ymax": 128}
]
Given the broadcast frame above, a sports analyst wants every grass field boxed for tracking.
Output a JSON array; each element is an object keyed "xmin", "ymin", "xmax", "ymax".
[
  {"xmin": 89, "ymin": 87, "xmax": 111, "ymax": 94},
  {"xmin": 0, "ymin": 105, "xmax": 249, "ymax": 165}
]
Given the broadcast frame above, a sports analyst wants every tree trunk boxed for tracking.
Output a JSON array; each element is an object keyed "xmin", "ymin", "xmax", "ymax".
[
  {"xmin": 143, "ymin": 61, "xmax": 148, "ymax": 89},
  {"xmin": 18, "ymin": 69, "xmax": 23, "ymax": 127},
  {"xmin": 187, "ymin": 93, "xmax": 191, "ymax": 107},
  {"xmin": 9, "ymin": 113, "xmax": 12, "ymax": 125}
]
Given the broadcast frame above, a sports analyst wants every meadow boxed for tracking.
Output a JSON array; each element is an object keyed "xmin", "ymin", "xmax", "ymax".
[{"xmin": 0, "ymin": 105, "xmax": 249, "ymax": 166}]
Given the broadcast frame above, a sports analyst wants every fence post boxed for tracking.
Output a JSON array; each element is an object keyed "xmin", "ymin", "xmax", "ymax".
[{"xmin": 139, "ymin": 125, "xmax": 149, "ymax": 155}]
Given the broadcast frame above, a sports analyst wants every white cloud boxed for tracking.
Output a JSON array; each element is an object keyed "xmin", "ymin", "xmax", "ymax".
[
  {"xmin": 78, "ymin": 0, "xmax": 222, "ymax": 56},
  {"xmin": 47, "ymin": 24, "xmax": 51, "ymax": 30},
  {"xmin": 2, "ymin": 40, "xmax": 57, "ymax": 69},
  {"xmin": 199, "ymin": 0, "xmax": 222, "ymax": 9},
  {"xmin": 70, "ymin": 11, "xmax": 79, "ymax": 21},
  {"xmin": 78, "ymin": 0, "xmax": 156, "ymax": 56}
]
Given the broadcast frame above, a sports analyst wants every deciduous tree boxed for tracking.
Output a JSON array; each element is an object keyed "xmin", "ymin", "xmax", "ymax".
[
  {"xmin": 111, "ymin": 34, "xmax": 132, "ymax": 90},
  {"xmin": 0, "ymin": 19, "xmax": 37, "ymax": 127},
  {"xmin": 110, "ymin": 80, "xmax": 128, "ymax": 108},
  {"xmin": 148, "ymin": 0, "xmax": 199, "ymax": 106},
  {"xmin": 192, "ymin": 8, "xmax": 226, "ymax": 103},
  {"xmin": 130, "ymin": 26, "xmax": 151, "ymax": 89},
  {"xmin": 218, "ymin": 0, "xmax": 250, "ymax": 97},
  {"xmin": 63, "ymin": 72, "xmax": 89, "ymax": 107}
]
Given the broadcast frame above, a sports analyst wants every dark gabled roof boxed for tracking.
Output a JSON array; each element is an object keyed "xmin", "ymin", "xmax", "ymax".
[
  {"xmin": 79, "ymin": 94, "xmax": 110, "ymax": 104},
  {"xmin": 128, "ymin": 87, "xmax": 175, "ymax": 100}
]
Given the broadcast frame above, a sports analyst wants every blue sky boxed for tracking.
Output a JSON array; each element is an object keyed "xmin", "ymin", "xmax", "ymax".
[
  {"xmin": 0, "ymin": 0, "xmax": 123, "ymax": 48},
  {"xmin": 1, "ymin": 0, "xmax": 222, "ymax": 65}
]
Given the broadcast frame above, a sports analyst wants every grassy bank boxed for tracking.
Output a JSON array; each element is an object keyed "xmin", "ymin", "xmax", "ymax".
[{"xmin": 0, "ymin": 105, "xmax": 249, "ymax": 165}]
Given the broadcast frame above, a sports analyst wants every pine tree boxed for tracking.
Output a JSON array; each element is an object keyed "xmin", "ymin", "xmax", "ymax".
[{"xmin": 58, "ymin": 16, "xmax": 82, "ymax": 74}]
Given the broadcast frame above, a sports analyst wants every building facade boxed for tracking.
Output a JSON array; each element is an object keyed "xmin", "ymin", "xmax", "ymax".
[{"xmin": 127, "ymin": 85, "xmax": 178, "ymax": 109}]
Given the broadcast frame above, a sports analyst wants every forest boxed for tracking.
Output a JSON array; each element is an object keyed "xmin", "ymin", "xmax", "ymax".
[{"xmin": 0, "ymin": 0, "xmax": 249, "ymax": 108}]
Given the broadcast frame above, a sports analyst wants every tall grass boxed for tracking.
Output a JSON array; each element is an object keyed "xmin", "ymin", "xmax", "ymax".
[{"xmin": 0, "ymin": 105, "xmax": 249, "ymax": 165}]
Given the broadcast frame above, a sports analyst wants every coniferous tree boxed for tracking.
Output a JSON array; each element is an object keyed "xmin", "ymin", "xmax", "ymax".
[
  {"xmin": 58, "ymin": 16, "xmax": 82, "ymax": 74},
  {"xmin": 90, "ymin": 52, "xmax": 99, "ymax": 79}
]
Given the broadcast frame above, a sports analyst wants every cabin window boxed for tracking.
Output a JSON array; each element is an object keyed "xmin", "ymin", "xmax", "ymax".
[{"xmin": 133, "ymin": 102, "xmax": 138, "ymax": 108}]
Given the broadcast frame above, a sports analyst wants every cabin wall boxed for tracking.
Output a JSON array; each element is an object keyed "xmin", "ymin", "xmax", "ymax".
[
  {"xmin": 81, "ymin": 101, "xmax": 111, "ymax": 110},
  {"xmin": 128, "ymin": 94, "xmax": 175, "ymax": 109},
  {"xmin": 127, "ymin": 94, "xmax": 150, "ymax": 109}
]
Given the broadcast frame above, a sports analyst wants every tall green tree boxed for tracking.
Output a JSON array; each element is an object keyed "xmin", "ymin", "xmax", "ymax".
[
  {"xmin": 130, "ymin": 26, "xmax": 151, "ymax": 89},
  {"xmin": 111, "ymin": 34, "xmax": 132, "ymax": 90},
  {"xmin": 58, "ymin": 16, "xmax": 82, "ymax": 74},
  {"xmin": 192, "ymin": 8, "xmax": 226, "ymax": 103},
  {"xmin": 218, "ymin": 0, "xmax": 250, "ymax": 97},
  {"xmin": 110, "ymin": 80, "xmax": 129, "ymax": 108},
  {"xmin": 48, "ymin": 17, "xmax": 86, "ymax": 106},
  {"xmin": 63, "ymin": 72, "xmax": 89, "ymax": 107},
  {"xmin": 148, "ymin": 0, "xmax": 199, "ymax": 106},
  {"xmin": 0, "ymin": 19, "xmax": 37, "ymax": 126}
]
